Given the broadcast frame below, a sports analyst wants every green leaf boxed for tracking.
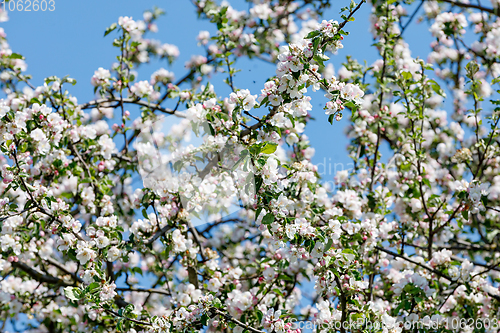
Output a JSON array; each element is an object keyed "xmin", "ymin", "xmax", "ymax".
[
  {"xmin": 201, "ymin": 314, "xmax": 209, "ymax": 326},
  {"xmin": 132, "ymin": 267, "xmax": 143, "ymax": 275},
  {"xmin": 88, "ymin": 282, "xmax": 100, "ymax": 292},
  {"xmin": 255, "ymin": 175, "xmax": 263, "ymax": 193},
  {"xmin": 427, "ymin": 79, "xmax": 445, "ymax": 97},
  {"xmin": 401, "ymin": 71, "xmax": 412, "ymax": 81},
  {"xmin": 142, "ymin": 208, "xmax": 149, "ymax": 219},
  {"xmin": 324, "ymin": 238, "xmax": 334, "ymax": 252},
  {"xmin": 30, "ymin": 98, "xmax": 41, "ymax": 105},
  {"xmin": 262, "ymin": 213, "xmax": 275, "ymax": 225},
  {"xmin": 9, "ymin": 53, "xmax": 24, "ymax": 60},
  {"xmin": 312, "ymin": 38, "xmax": 321, "ymax": 56},
  {"xmin": 466, "ymin": 61, "xmax": 479, "ymax": 80},
  {"xmin": 273, "ymin": 288, "xmax": 285, "ymax": 297},
  {"xmin": 259, "ymin": 96, "xmax": 269, "ymax": 107},
  {"xmin": 104, "ymin": 23, "xmax": 117, "ymax": 37},
  {"xmin": 64, "ymin": 287, "xmax": 81, "ymax": 301},
  {"xmin": 278, "ymin": 274, "xmax": 294, "ymax": 281},
  {"xmin": 305, "ymin": 31, "xmax": 321, "ymax": 39},
  {"xmin": 261, "ymin": 142, "xmax": 278, "ymax": 154},
  {"xmin": 116, "ymin": 319, "xmax": 124, "ymax": 331},
  {"xmin": 328, "ymin": 114, "xmax": 335, "ymax": 125},
  {"xmin": 487, "ymin": 229, "xmax": 499, "ymax": 242},
  {"xmin": 256, "ymin": 310, "xmax": 263, "ymax": 322}
]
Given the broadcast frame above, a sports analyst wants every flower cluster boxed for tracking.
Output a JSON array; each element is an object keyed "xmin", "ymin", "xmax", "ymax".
[{"xmin": 0, "ymin": 1, "xmax": 500, "ymax": 333}]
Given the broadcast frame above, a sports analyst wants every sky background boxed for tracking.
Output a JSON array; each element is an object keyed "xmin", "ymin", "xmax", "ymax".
[
  {"xmin": 0, "ymin": 0, "xmax": 434, "ymax": 331},
  {"xmin": 1, "ymin": 0, "xmax": 432, "ymax": 184}
]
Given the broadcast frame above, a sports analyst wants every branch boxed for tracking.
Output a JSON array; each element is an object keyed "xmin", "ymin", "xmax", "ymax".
[
  {"xmin": 376, "ymin": 246, "xmax": 500, "ymax": 302},
  {"xmin": 210, "ymin": 307, "xmax": 264, "ymax": 333},
  {"xmin": 333, "ymin": 274, "xmax": 347, "ymax": 333},
  {"xmin": 104, "ymin": 308, "xmax": 152, "ymax": 327},
  {"xmin": 80, "ymin": 98, "xmax": 185, "ymax": 117},
  {"xmin": 116, "ymin": 287, "xmax": 170, "ymax": 296},
  {"xmin": 145, "ymin": 224, "xmax": 173, "ymax": 245},
  {"xmin": 433, "ymin": 0, "xmax": 499, "ymax": 16},
  {"xmin": 375, "ymin": 246, "xmax": 451, "ymax": 281},
  {"xmin": 44, "ymin": 257, "xmax": 83, "ymax": 283},
  {"xmin": 397, "ymin": 0, "xmax": 424, "ymax": 37},
  {"xmin": 12, "ymin": 261, "xmax": 73, "ymax": 286},
  {"xmin": 239, "ymin": 106, "xmax": 278, "ymax": 138}
]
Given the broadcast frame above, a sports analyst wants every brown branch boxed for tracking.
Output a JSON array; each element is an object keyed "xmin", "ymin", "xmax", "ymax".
[
  {"xmin": 12, "ymin": 261, "xmax": 72, "ymax": 286},
  {"xmin": 333, "ymin": 274, "xmax": 347, "ymax": 333},
  {"xmin": 239, "ymin": 106, "xmax": 278, "ymax": 138},
  {"xmin": 44, "ymin": 257, "xmax": 83, "ymax": 283},
  {"xmin": 145, "ymin": 224, "xmax": 173, "ymax": 245},
  {"xmin": 80, "ymin": 98, "xmax": 184, "ymax": 117},
  {"xmin": 210, "ymin": 307, "xmax": 264, "ymax": 333},
  {"xmin": 116, "ymin": 287, "xmax": 170, "ymax": 296},
  {"xmin": 104, "ymin": 308, "xmax": 152, "ymax": 327},
  {"xmin": 434, "ymin": 0, "xmax": 499, "ymax": 16}
]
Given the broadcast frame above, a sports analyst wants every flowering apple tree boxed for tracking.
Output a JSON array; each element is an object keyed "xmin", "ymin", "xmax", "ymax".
[{"xmin": 1, "ymin": 0, "xmax": 500, "ymax": 332}]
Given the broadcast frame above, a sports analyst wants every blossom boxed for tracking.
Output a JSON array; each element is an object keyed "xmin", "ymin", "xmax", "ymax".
[
  {"xmin": 451, "ymin": 148, "xmax": 472, "ymax": 163},
  {"xmin": 242, "ymin": 94, "xmax": 256, "ymax": 111},
  {"xmin": 57, "ymin": 234, "xmax": 75, "ymax": 251},
  {"xmin": 107, "ymin": 246, "xmax": 121, "ymax": 261},
  {"xmin": 431, "ymin": 249, "xmax": 452, "ymax": 266},
  {"xmin": 340, "ymin": 83, "xmax": 364, "ymax": 104},
  {"xmin": 486, "ymin": 27, "xmax": 500, "ymax": 56},
  {"xmin": 0, "ymin": 100, "xmax": 8, "ymax": 118},
  {"xmin": 468, "ymin": 181, "xmax": 489, "ymax": 214},
  {"xmin": 263, "ymin": 266, "xmax": 275, "ymax": 281},
  {"xmin": 269, "ymin": 94, "xmax": 283, "ymax": 106},
  {"xmin": 1, "ymin": 3, "xmax": 500, "ymax": 331},
  {"xmin": 118, "ymin": 16, "xmax": 138, "ymax": 31},
  {"xmin": 30, "ymin": 128, "xmax": 46, "ymax": 141},
  {"xmin": 311, "ymin": 242, "xmax": 325, "ymax": 258},
  {"xmin": 151, "ymin": 68, "xmax": 175, "ymax": 84},
  {"xmin": 208, "ymin": 278, "xmax": 222, "ymax": 292},
  {"xmin": 196, "ymin": 30, "xmax": 210, "ymax": 45},
  {"xmin": 409, "ymin": 198, "xmax": 422, "ymax": 213},
  {"xmin": 262, "ymin": 157, "xmax": 280, "ymax": 186},
  {"xmin": 99, "ymin": 282, "xmax": 117, "ymax": 301},
  {"xmin": 76, "ymin": 243, "xmax": 96, "ymax": 265},
  {"xmin": 98, "ymin": 134, "xmax": 117, "ymax": 159},
  {"xmin": 95, "ymin": 235, "xmax": 110, "ymax": 249},
  {"xmin": 91, "ymin": 67, "xmax": 111, "ymax": 87},
  {"xmin": 430, "ymin": 12, "xmax": 468, "ymax": 45}
]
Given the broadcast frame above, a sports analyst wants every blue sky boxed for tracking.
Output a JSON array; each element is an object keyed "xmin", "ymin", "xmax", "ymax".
[{"xmin": 1, "ymin": 0, "xmax": 433, "ymax": 185}]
